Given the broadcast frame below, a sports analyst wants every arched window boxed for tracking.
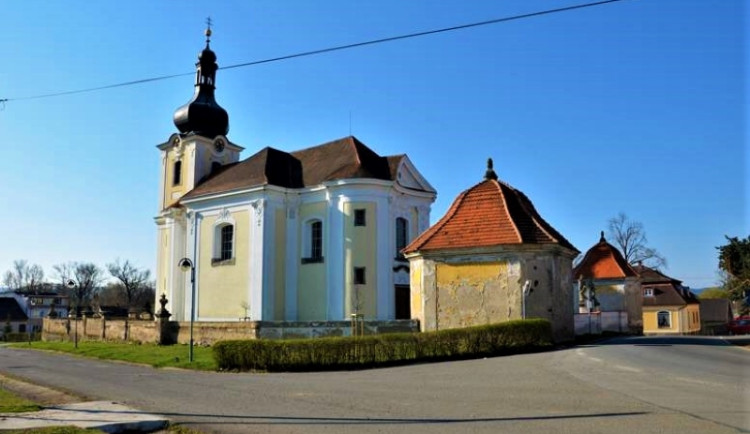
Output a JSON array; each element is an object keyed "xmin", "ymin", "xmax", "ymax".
[
  {"xmin": 396, "ymin": 217, "xmax": 409, "ymax": 259},
  {"xmin": 302, "ymin": 219, "xmax": 324, "ymax": 263},
  {"xmin": 220, "ymin": 225, "xmax": 234, "ymax": 260},
  {"xmin": 173, "ymin": 160, "xmax": 182, "ymax": 186},
  {"xmin": 657, "ymin": 311, "xmax": 671, "ymax": 328},
  {"xmin": 213, "ymin": 223, "xmax": 235, "ymax": 264}
]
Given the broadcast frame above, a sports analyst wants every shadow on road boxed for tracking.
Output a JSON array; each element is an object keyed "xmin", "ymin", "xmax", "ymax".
[
  {"xmin": 576, "ymin": 335, "xmax": 750, "ymax": 348},
  {"xmin": 39, "ymin": 407, "xmax": 649, "ymax": 426}
]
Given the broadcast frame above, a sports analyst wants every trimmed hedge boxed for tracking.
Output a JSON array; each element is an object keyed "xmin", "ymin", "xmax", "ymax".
[
  {"xmin": 213, "ymin": 319, "xmax": 552, "ymax": 372},
  {"xmin": 2, "ymin": 332, "xmax": 41, "ymax": 342}
]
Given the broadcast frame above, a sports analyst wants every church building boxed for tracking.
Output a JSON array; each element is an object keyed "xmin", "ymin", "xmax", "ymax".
[{"xmin": 155, "ymin": 29, "xmax": 436, "ymax": 324}]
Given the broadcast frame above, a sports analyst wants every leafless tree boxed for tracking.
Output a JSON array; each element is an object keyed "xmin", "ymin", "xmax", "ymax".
[
  {"xmin": 2, "ymin": 260, "xmax": 45, "ymax": 293},
  {"xmin": 53, "ymin": 262, "xmax": 105, "ymax": 316},
  {"xmin": 607, "ymin": 212, "xmax": 667, "ymax": 269},
  {"xmin": 106, "ymin": 259, "xmax": 151, "ymax": 312}
]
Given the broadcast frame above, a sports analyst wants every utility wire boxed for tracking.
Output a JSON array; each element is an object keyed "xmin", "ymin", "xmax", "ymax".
[{"xmin": 1, "ymin": 0, "xmax": 625, "ymax": 103}]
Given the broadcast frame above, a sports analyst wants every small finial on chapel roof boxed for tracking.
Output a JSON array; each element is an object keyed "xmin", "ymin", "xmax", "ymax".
[
  {"xmin": 600, "ymin": 231, "xmax": 606, "ymax": 242},
  {"xmin": 484, "ymin": 158, "xmax": 498, "ymax": 181}
]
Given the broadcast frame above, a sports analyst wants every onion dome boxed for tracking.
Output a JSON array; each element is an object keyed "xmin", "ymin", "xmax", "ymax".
[{"xmin": 173, "ymin": 25, "xmax": 229, "ymax": 138}]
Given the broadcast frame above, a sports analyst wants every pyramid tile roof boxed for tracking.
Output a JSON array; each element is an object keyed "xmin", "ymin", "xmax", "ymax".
[
  {"xmin": 403, "ymin": 177, "xmax": 577, "ymax": 254},
  {"xmin": 573, "ymin": 232, "xmax": 638, "ymax": 280}
]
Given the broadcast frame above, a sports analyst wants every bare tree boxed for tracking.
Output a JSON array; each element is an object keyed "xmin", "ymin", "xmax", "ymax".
[
  {"xmin": 3, "ymin": 260, "xmax": 46, "ymax": 293},
  {"xmin": 106, "ymin": 259, "xmax": 151, "ymax": 313},
  {"xmin": 607, "ymin": 212, "xmax": 667, "ymax": 269},
  {"xmin": 53, "ymin": 262, "xmax": 105, "ymax": 316}
]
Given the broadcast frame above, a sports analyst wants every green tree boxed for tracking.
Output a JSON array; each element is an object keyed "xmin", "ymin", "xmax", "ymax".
[
  {"xmin": 697, "ymin": 287, "xmax": 729, "ymax": 300},
  {"xmin": 717, "ymin": 235, "xmax": 750, "ymax": 315}
]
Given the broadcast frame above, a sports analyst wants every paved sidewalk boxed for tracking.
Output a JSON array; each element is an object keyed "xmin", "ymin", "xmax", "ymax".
[{"xmin": 0, "ymin": 401, "xmax": 169, "ymax": 433}]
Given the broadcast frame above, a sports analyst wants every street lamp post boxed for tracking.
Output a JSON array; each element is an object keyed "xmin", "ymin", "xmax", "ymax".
[
  {"xmin": 65, "ymin": 279, "xmax": 77, "ymax": 348},
  {"xmin": 178, "ymin": 257, "xmax": 196, "ymax": 363}
]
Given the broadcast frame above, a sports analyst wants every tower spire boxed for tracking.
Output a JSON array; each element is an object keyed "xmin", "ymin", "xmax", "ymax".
[
  {"xmin": 484, "ymin": 158, "xmax": 498, "ymax": 181},
  {"xmin": 172, "ymin": 22, "xmax": 229, "ymax": 138}
]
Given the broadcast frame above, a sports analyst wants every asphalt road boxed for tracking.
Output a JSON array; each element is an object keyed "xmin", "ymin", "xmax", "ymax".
[{"xmin": 0, "ymin": 336, "xmax": 747, "ymax": 433}]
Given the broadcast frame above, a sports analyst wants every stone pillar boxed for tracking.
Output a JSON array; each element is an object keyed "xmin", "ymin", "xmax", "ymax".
[{"xmin": 156, "ymin": 294, "xmax": 174, "ymax": 345}]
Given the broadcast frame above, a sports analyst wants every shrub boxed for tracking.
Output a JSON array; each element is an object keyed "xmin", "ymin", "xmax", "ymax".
[
  {"xmin": 213, "ymin": 319, "xmax": 552, "ymax": 372},
  {"xmin": 2, "ymin": 332, "xmax": 41, "ymax": 342}
]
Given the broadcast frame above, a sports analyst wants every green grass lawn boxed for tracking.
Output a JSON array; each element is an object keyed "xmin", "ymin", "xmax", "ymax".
[
  {"xmin": 8, "ymin": 341, "xmax": 216, "ymax": 371},
  {"xmin": 0, "ymin": 387, "xmax": 42, "ymax": 413}
]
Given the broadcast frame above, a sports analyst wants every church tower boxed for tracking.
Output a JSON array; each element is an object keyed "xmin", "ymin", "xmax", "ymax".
[
  {"xmin": 155, "ymin": 24, "xmax": 243, "ymax": 319},
  {"xmin": 157, "ymin": 24, "xmax": 243, "ymax": 212}
]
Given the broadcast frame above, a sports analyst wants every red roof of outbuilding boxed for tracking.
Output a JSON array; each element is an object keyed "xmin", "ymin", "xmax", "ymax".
[
  {"xmin": 573, "ymin": 232, "xmax": 638, "ymax": 280},
  {"xmin": 403, "ymin": 177, "xmax": 577, "ymax": 254}
]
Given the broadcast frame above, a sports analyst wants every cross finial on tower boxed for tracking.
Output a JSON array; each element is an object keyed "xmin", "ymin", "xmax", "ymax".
[{"xmin": 205, "ymin": 17, "xmax": 213, "ymax": 46}]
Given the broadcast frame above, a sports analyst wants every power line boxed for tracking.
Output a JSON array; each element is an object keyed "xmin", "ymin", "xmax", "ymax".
[{"xmin": 2, "ymin": 0, "xmax": 626, "ymax": 103}]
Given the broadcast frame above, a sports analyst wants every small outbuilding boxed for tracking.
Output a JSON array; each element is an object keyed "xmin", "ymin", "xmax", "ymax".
[
  {"xmin": 403, "ymin": 160, "xmax": 579, "ymax": 342},
  {"xmin": 573, "ymin": 232, "xmax": 642, "ymax": 334}
]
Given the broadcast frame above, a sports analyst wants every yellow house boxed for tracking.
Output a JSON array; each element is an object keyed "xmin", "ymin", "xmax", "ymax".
[
  {"xmin": 155, "ymin": 29, "xmax": 436, "ymax": 323},
  {"xmin": 635, "ymin": 265, "xmax": 701, "ymax": 335}
]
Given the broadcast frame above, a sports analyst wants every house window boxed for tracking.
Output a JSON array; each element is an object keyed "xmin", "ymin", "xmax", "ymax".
[
  {"xmin": 657, "ymin": 311, "xmax": 671, "ymax": 328},
  {"xmin": 396, "ymin": 217, "xmax": 409, "ymax": 259},
  {"xmin": 354, "ymin": 267, "xmax": 366, "ymax": 285},
  {"xmin": 644, "ymin": 288, "xmax": 654, "ymax": 297},
  {"xmin": 302, "ymin": 220, "xmax": 324, "ymax": 263},
  {"xmin": 354, "ymin": 209, "xmax": 366, "ymax": 226},
  {"xmin": 173, "ymin": 160, "xmax": 182, "ymax": 185}
]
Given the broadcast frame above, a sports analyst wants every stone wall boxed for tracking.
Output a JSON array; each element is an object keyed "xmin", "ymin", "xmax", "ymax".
[{"xmin": 42, "ymin": 318, "xmax": 418, "ymax": 345}]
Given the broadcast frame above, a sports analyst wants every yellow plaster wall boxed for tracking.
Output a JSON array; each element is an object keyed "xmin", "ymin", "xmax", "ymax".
[
  {"xmin": 435, "ymin": 261, "xmax": 515, "ymax": 329},
  {"xmin": 410, "ymin": 259, "xmax": 423, "ymax": 320},
  {"xmin": 685, "ymin": 304, "xmax": 701, "ymax": 333},
  {"xmin": 162, "ymin": 148, "xmax": 191, "ymax": 210},
  {"xmin": 197, "ymin": 211, "xmax": 250, "ymax": 319},
  {"xmin": 344, "ymin": 202, "xmax": 377, "ymax": 318},
  {"xmin": 297, "ymin": 202, "xmax": 327, "ymax": 320},
  {"xmin": 644, "ymin": 307, "xmax": 681, "ymax": 334},
  {"xmin": 273, "ymin": 208, "xmax": 286, "ymax": 320}
]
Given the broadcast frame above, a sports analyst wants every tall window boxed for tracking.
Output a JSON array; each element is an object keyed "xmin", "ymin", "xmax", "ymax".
[
  {"xmin": 311, "ymin": 221, "xmax": 323, "ymax": 260},
  {"xmin": 657, "ymin": 311, "xmax": 670, "ymax": 328},
  {"xmin": 173, "ymin": 160, "xmax": 182, "ymax": 185},
  {"xmin": 354, "ymin": 267, "xmax": 366, "ymax": 285},
  {"xmin": 396, "ymin": 217, "xmax": 409, "ymax": 259},
  {"xmin": 220, "ymin": 225, "xmax": 234, "ymax": 260}
]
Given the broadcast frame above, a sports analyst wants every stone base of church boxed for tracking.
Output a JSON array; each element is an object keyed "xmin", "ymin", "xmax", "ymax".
[{"xmin": 42, "ymin": 317, "xmax": 419, "ymax": 346}]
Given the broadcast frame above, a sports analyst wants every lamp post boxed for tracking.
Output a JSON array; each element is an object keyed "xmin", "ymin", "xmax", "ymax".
[
  {"xmin": 178, "ymin": 257, "xmax": 196, "ymax": 363},
  {"xmin": 65, "ymin": 279, "xmax": 77, "ymax": 348}
]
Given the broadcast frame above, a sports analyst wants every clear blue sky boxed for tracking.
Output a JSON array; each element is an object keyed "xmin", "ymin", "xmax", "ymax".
[{"xmin": 0, "ymin": 0, "xmax": 745, "ymax": 289}]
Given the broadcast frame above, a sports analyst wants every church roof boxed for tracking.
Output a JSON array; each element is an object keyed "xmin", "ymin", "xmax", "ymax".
[
  {"xmin": 182, "ymin": 136, "xmax": 413, "ymax": 200},
  {"xmin": 403, "ymin": 170, "xmax": 577, "ymax": 254},
  {"xmin": 573, "ymin": 232, "xmax": 638, "ymax": 280}
]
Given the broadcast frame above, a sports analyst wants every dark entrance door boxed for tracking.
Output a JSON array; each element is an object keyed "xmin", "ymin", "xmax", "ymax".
[{"xmin": 395, "ymin": 285, "xmax": 410, "ymax": 319}]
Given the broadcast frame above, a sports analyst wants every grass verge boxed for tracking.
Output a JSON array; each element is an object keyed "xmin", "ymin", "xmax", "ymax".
[
  {"xmin": 8, "ymin": 341, "xmax": 217, "ymax": 371},
  {"xmin": 0, "ymin": 387, "xmax": 42, "ymax": 413}
]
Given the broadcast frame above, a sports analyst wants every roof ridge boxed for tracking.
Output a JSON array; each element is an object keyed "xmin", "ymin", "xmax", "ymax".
[
  {"xmin": 493, "ymin": 180, "xmax": 523, "ymax": 243},
  {"xmin": 511, "ymin": 185, "xmax": 558, "ymax": 244}
]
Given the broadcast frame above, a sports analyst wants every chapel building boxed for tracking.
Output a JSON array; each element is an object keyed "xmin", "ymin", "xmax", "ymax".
[{"xmin": 155, "ymin": 29, "xmax": 436, "ymax": 323}]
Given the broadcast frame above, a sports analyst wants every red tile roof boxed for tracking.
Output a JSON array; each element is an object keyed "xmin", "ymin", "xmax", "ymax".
[
  {"xmin": 403, "ymin": 178, "xmax": 577, "ymax": 254},
  {"xmin": 183, "ymin": 136, "xmax": 411, "ymax": 200},
  {"xmin": 573, "ymin": 232, "xmax": 637, "ymax": 280}
]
